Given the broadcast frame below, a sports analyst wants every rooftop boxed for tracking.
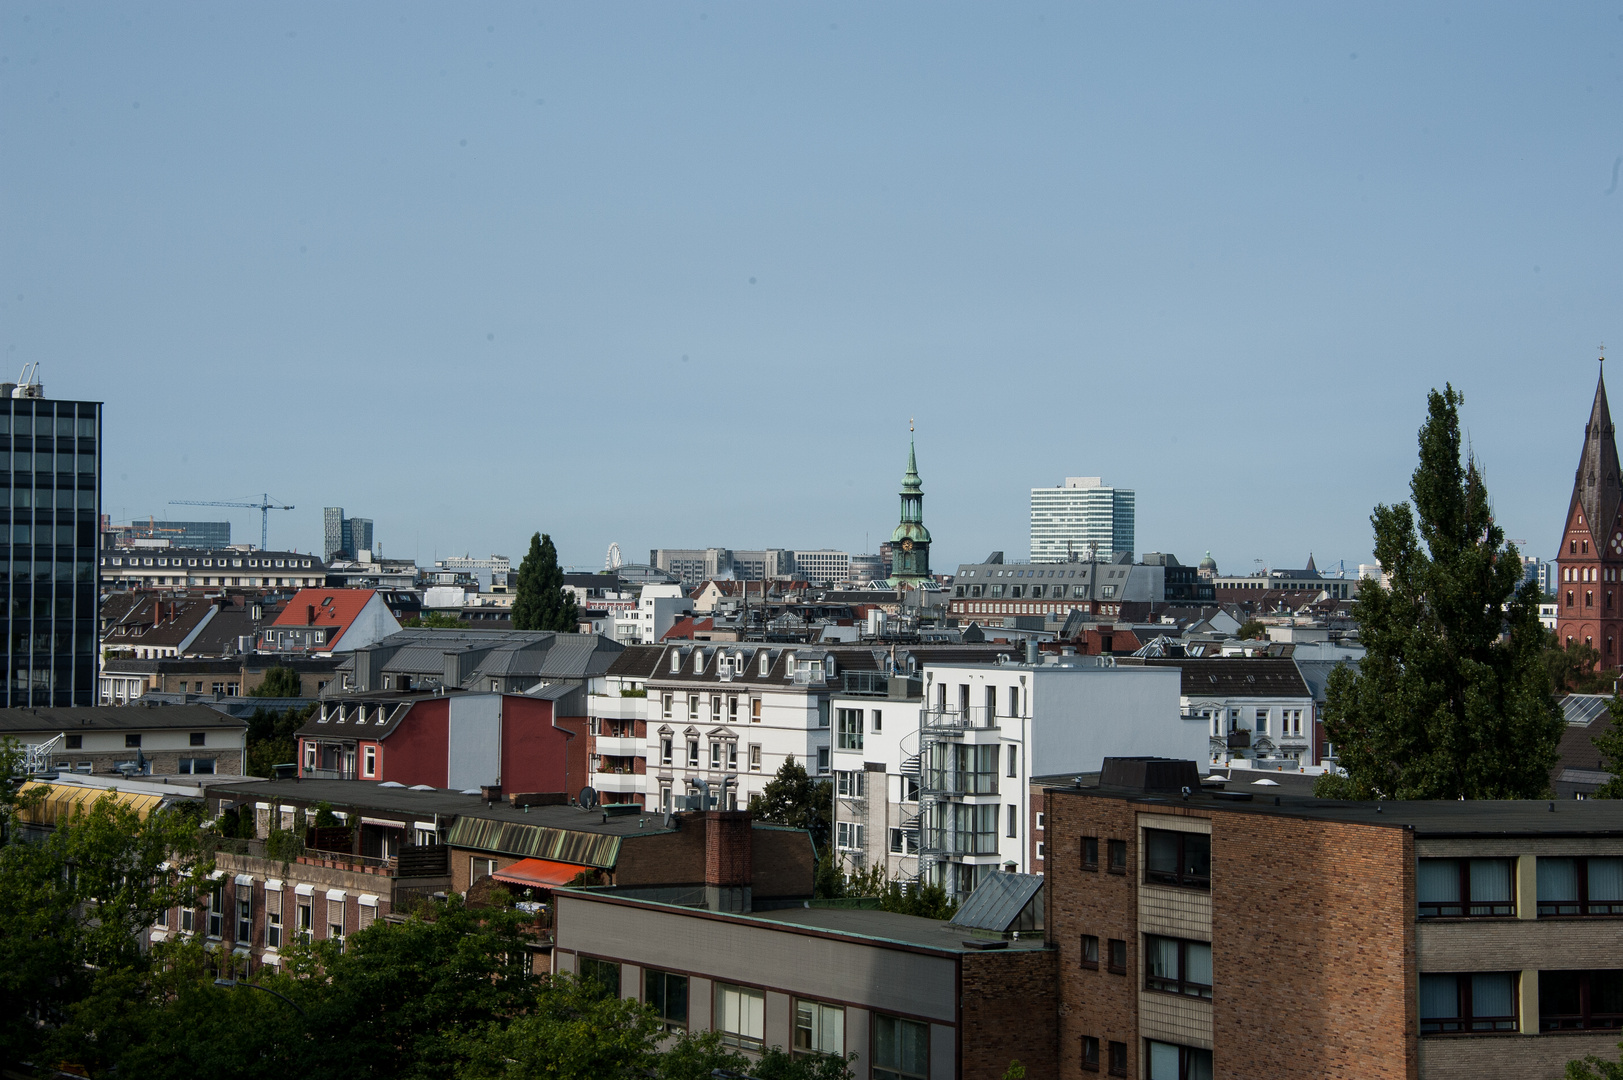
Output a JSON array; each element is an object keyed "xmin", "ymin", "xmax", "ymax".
[{"xmin": 0, "ymin": 704, "xmax": 248, "ymax": 734}]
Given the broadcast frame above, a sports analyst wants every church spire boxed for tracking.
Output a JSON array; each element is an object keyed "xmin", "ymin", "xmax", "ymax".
[{"xmin": 1570, "ymin": 364, "xmax": 1623, "ymax": 550}]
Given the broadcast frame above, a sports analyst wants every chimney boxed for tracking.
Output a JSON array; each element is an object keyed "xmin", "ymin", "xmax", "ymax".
[
  {"xmin": 703, "ymin": 810, "xmax": 753, "ymax": 914},
  {"xmin": 307, "ymin": 604, "xmax": 316, "ymax": 626}
]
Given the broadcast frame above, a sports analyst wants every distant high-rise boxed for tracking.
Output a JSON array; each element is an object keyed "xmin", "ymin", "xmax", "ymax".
[
  {"xmin": 323, "ymin": 507, "xmax": 374, "ymax": 562},
  {"xmin": 4, "ymin": 379, "xmax": 100, "ymax": 706},
  {"xmin": 1029, "ymin": 477, "xmax": 1135, "ymax": 563}
]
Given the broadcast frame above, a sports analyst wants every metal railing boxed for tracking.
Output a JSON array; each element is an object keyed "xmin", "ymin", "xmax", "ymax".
[{"xmin": 302, "ymin": 767, "xmax": 357, "ymax": 781}]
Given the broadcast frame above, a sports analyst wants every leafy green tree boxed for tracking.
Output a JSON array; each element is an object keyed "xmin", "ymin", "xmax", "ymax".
[
  {"xmin": 513, "ymin": 532, "xmax": 581, "ymax": 633},
  {"xmin": 1322, "ymin": 386, "xmax": 1563, "ymax": 800},
  {"xmin": 1547, "ymin": 635, "xmax": 1612, "ymax": 695},
  {"xmin": 404, "ymin": 611, "xmax": 470, "ymax": 629},
  {"xmin": 245, "ymin": 703, "xmax": 314, "ymax": 778},
  {"xmin": 749, "ymin": 755, "xmax": 832, "ymax": 851},
  {"xmin": 1234, "ymin": 619, "xmax": 1267, "ymax": 641},
  {"xmin": 249, "ymin": 665, "xmax": 305, "ymax": 698},
  {"xmin": 1567, "ymin": 1045, "xmax": 1623, "ymax": 1079}
]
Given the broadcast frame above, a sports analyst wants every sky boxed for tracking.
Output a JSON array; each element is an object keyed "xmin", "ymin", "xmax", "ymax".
[{"xmin": 3, "ymin": 3, "xmax": 1621, "ymax": 575}]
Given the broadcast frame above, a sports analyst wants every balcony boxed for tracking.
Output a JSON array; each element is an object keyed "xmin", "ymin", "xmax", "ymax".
[
  {"xmin": 923, "ymin": 706, "xmax": 1000, "ymax": 732},
  {"xmin": 922, "ymin": 770, "xmax": 999, "ymax": 797},
  {"xmin": 593, "ymin": 772, "xmax": 644, "ymax": 794},
  {"xmin": 594, "ymin": 736, "xmax": 645, "ymax": 757},
  {"xmin": 1225, "ymin": 731, "xmax": 1251, "ymax": 750},
  {"xmin": 302, "ymin": 767, "xmax": 357, "ymax": 780},
  {"xmin": 590, "ymin": 695, "xmax": 649, "ymax": 722}
]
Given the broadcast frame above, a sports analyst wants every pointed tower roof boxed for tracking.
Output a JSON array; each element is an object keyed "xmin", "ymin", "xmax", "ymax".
[
  {"xmin": 1305, "ymin": 553, "xmax": 1317, "ymax": 573},
  {"xmin": 1571, "ymin": 368, "xmax": 1623, "ymax": 547},
  {"xmin": 902, "ymin": 437, "xmax": 921, "ymax": 494}
]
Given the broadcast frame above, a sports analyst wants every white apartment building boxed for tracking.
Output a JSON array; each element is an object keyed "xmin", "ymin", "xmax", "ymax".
[
  {"xmin": 1140, "ymin": 657, "xmax": 1316, "ymax": 767},
  {"xmin": 1029, "ymin": 477, "xmax": 1135, "ymax": 563},
  {"xmin": 792, "ymin": 550, "xmax": 852, "ymax": 585},
  {"xmin": 831, "ymin": 654, "xmax": 1195, "ymax": 899},
  {"xmin": 612, "ymin": 584, "xmax": 694, "ymax": 645}
]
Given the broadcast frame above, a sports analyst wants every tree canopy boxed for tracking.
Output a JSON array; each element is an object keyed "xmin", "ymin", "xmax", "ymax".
[
  {"xmin": 512, "ymin": 532, "xmax": 581, "ymax": 633},
  {"xmin": 1319, "ymin": 386, "xmax": 1563, "ymax": 800},
  {"xmin": 748, "ymin": 755, "xmax": 832, "ymax": 851},
  {"xmin": 249, "ymin": 665, "xmax": 304, "ymax": 698}
]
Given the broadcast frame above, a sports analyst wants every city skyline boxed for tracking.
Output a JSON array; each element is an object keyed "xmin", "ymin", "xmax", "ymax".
[{"xmin": 6, "ymin": 6, "xmax": 1620, "ymax": 572}]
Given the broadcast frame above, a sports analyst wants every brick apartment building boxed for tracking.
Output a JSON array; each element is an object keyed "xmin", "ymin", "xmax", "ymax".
[{"xmin": 1044, "ymin": 758, "xmax": 1623, "ymax": 1080}]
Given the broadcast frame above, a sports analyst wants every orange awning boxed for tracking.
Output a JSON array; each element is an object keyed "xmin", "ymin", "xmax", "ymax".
[{"xmin": 491, "ymin": 857, "xmax": 591, "ymax": 890}]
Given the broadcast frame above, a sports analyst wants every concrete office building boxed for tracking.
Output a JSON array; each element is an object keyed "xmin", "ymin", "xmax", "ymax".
[
  {"xmin": 1, "ymin": 381, "xmax": 100, "ymax": 706},
  {"xmin": 1030, "ymin": 477, "xmax": 1135, "ymax": 563},
  {"xmin": 322, "ymin": 507, "xmax": 374, "ymax": 563}
]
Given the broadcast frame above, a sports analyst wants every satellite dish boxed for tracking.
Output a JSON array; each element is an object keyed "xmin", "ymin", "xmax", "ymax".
[{"xmin": 578, "ymin": 786, "xmax": 599, "ymax": 810}]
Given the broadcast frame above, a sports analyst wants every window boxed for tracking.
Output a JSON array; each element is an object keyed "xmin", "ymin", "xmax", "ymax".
[
  {"xmin": 645, "ymin": 968, "xmax": 689, "ymax": 1030},
  {"xmin": 727, "ymin": 741, "xmax": 738, "ymax": 770},
  {"xmin": 751, "ymin": 698, "xmax": 762, "ymax": 722},
  {"xmin": 126, "ymin": 733, "xmax": 142, "ymax": 748},
  {"xmin": 207, "ymin": 885, "xmax": 224, "ymax": 937},
  {"xmin": 715, "ymin": 982, "xmax": 765, "ymax": 1051},
  {"xmin": 794, "ymin": 999, "xmax": 844, "ymax": 1057},
  {"xmin": 1420, "ymin": 972, "xmax": 1518, "ymax": 1033},
  {"xmin": 1143, "ymin": 830, "xmax": 1210, "ymax": 889},
  {"xmin": 661, "ymin": 738, "xmax": 673, "ymax": 765},
  {"xmin": 237, "ymin": 895, "xmax": 252, "ymax": 943},
  {"xmin": 871, "ymin": 709, "xmax": 882, "ymax": 733},
  {"xmin": 1035, "ymin": 812, "xmax": 1045, "ymax": 830},
  {"xmin": 1107, "ymin": 938, "xmax": 1127, "ymax": 974},
  {"xmin": 362, "ymin": 746, "xmax": 376, "ymax": 777},
  {"xmin": 297, "ymin": 899, "xmax": 312, "ymax": 941},
  {"xmin": 178, "ymin": 758, "xmax": 216, "ymax": 774},
  {"xmin": 688, "ymin": 694, "xmax": 700, "ymax": 717},
  {"xmin": 837, "ymin": 707, "xmax": 864, "ymax": 750},
  {"xmin": 1538, "ymin": 857, "xmax": 1623, "ymax": 916},
  {"xmin": 750, "ymin": 744, "xmax": 762, "ymax": 771},
  {"xmin": 181, "ymin": 905, "xmax": 195, "ymax": 933},
  {"xmin": 65, "ymin": 734, "xmax": 81, "ymax": 749},
  {"xmin": 1541, "ymin": 970, "xmax": 1623, "ymax": 1031},
  {"xmin": 189, "ymin": 731, "xmax": 206, "ymax": 747},
  {"xmin": 1081, "ymin": 1036, "xmax": 1100, "ymax": 1072},
  {"xmin": 1036, "ymin": 841, "xmax": 1045, "ymax": 860},
  {"xmin": 1107, "ymin": 1041, "xmax": 1127, "ymax": 1077},
  {"xmin": 266, "ymin": 889, "xmax": 283, "ymax": 949},
  {"xmin": 1145, "ymin": 935, "xmax": 1213, "ymax": 998},
  {"xmin": 836, "ymin": 822, "xmax": 866, "ymax": 850},
  {"xmin": 579, "ymin": 957, "xmax": 621, "ymax": 998},
  {"xmin": 1007, "ymin": 745, "xmax": 1018, "ymax": 778},
  {"xmin": 1145, "ymin": 1041, "xmax": 1212, "ymax": 1080},
  {"xmin": 1108, "ymin": 838, "xmax": 1127, "ymax": 874},
  {"xmin": 872, "ymin": 1014, "xmax": 928, "ymax": 1080},
  {"xmin": 663, "ymin": 694, "xmax": 673, "ymax": 719},
  {"xmin": 817, "ymin": 747, "xmax": 830, "ymax": 773},
  {"xmin": 687, "ymin": 740, "xmax": 699, "ymax": 767},
  {"xmin": 710, "ymin": 742, "xmax": 722, "ymax": 769},
  {"xmin": 1080, "ymin": 934, "xmax": 1099, "ymax": 970},
  {"xmin": 1082, "ymin": 836, "xmax": 1099, "ymax": 870},
  {"xmin": 1417, "ymin": 858, "xmax": 1515, "ymax": 918},
  {"xmin": 711, "ymin": 695, "xmax": 721, "ymax": 720},
  {"xmin": 729, "ymin": 696, "xmax": 739, "ymax": 720},
  {"xmin": 1254, "ymin": 708, "xmax": 1268, "ymax": 735},
  {"xmin": 471, "ymin": 857, "xmax": 497, "ymax": 882},
  {"xmin": 1007, "ymin": 804, "xmax": 1018, "ymax": 838},
  {"xmin": 837, "ymin": 770, "xmax": 866, "ymax": 797}
]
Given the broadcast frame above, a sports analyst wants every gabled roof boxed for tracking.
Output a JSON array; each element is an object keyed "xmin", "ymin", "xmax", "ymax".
[{"xmin": 270, "ymin": 589, "xmax": 378, "ymax": 650}]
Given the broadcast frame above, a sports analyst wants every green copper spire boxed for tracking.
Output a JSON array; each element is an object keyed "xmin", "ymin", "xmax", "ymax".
[{"xmin": 888, "ymin": 422, "xmax": 932, "ymax": 588}]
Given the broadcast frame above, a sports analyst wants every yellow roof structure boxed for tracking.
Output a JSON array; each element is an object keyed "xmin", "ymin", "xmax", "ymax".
[{"xmin": 15, "ymin": 781, "xmax": 166, "ymax": 827}]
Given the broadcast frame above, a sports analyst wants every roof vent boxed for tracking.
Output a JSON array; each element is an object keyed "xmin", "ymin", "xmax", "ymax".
[{"xmin": 378, "ymin": 781, "xmax": 406, "ymax": 788}]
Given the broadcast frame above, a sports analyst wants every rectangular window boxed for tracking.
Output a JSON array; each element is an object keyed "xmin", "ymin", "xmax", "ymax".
[
  {"xmin": 1081, "ymin": 836, "xmax": 1099, "ymax": 870},
  {"xmin": 1540, "ymin": 969, "xmax": 1623, "ymax": 1031},
  {"xmin": 1081, "ymin": 934, "xmax": 1100, "ymax": 970},
  {"xmin": 1108, "ymin": 838, "xmax": 1127, "ymax": 874},
  {"xmin": 872, "ymin": 1014, "xmax": 928, "ymax": 1080},
  {"xmin": 297, "ymin": 900, "xmax": 312, "ymax": 941},
  {"xmin": 266, "ymin": 889, "xmax": 283, "ymax": 949},
  {"xmin": 1007, "ymin": 744, "xmax": 1018, "ymax": 778},
  {"xmin": 688, "ymin": 694, "xmax": 700, "ymax": 717},
  {"xmin": 729, "ymin": 696, "xmax": 739, "ymax": 720},
  {"xmin": 1537, "ymin": 857, "xmax": 1623, "ymax": 916},
  {"xmin": 1081, "ymin": 1036, "xmax": 1100, "ymax": 1072},
  {"xmin": 1420, "ymin": 972, "xmax": 1519, "ymax": 1034},
  {"xmin": 126, "ymin": 733, "xmax": 143, "ymax": 748},
  {"xmin": 206, "ymin": 885, "xmax": 224, "ymax": 937},
  {"xmin": 1107, "ymin": 1041, "xmax": 1127, "ymax": 1077},
  {"xmin": 1145, "ymin": 1041, "xmax": 1212, "ymax": 1080},
  {"xmin": 1144, "ymin": 935, "xmax": 1213, "ymax": 999},
  {"xmin": 1143, "ymin": 830, "xmax": 1210, "ymax": 889},
  {"xmin": 645, "ymin": 968, "xmax": 689, "ymax": 1030},
  {"xmin": 663, "ymin": 694, "xmax": 673, "ymax": 719},
  {"xmin": 871, "ymin": 709, "xmax": 882, "ymax": 733},
  {"xmin": 727, "ymin": 741, "xmax": 738, "ymax": 770},
  {"xmin": 1036, "ymin": 812, "xmax": 1045, "ymax": 830},
  {"xmin": 1254, "ymin": 707, "xmax": 1269, "ymax": 735},
  {"xmin": 794, "ymin": 999, "xmax": 845, "ymax": 1057},
  {"xmin": 711, "ymin": 695, "xmax": 722, "ymax": 720},
  {"xmin": 661, "ymin": 738, "xmax": 673, "ymax": 766},
  {"xmin": 715, "ymin": 982, "xmax": 765, "ymax": 1051},
  {"xmin": 181, "ymin": 906, "xmax": 195, "ymax": 933},
  {"xmin": 471, "ymin": 857, "xmax": 497, "ymax": 882},
  {"xmin": 836, "ymin": 707, "xmax": 864, "ymax": 750},
  {"xmin": 752, "ymin": 698, "xmax": 762, "ymax": 721},
  {"xmin": 1417, "ymin": 858, "xmax": 1515, "ymax": 918},
  {"xmin": 1007, "ymin": 804, "xmax": 1018, "ymax": 838},
  {"xmin": 1107, "ymin": 938, "xmax": 1127, "ymax": 974},
  {"xmin": 236, "ymin": 896, "xmax": 252, "ymax": 944},
  {"xmin": 836, "ymin": 821, "xmax": 867, "ymax": 851},
  {"xmin": 710, "ymin": 742, "xmax": 722, "ymax": 769},
  {"xmin": 750, "ymin": 744, "xmax": 762, "ymax": 771},
  {"xmin": 817, "ymin": 747, "xmax": 830, "ymax": 773},
  {"xmin": 362, "ymin": 745, "xmax": 376, "ymax": 777},
  {"xmin": 579, "ymin": 957, "xmax": 621, "ymax": 997},
  {"xmin": 687, "ymin": 740, "xmax": 699, "ymax": 767},
  {"xmin": 189, "ymin": 731, "xmax": 206, "ymax": 747}
]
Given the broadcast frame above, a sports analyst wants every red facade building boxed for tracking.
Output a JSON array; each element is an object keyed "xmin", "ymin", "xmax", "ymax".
[{"xmin": 1557, "ymin": 370, "xmax": 1623, "ymax": 664}]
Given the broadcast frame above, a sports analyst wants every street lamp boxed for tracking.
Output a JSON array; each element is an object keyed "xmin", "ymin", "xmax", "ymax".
[{"xmin": 213, "ymin": 977, "xmax": 307, "ymax": 1017}]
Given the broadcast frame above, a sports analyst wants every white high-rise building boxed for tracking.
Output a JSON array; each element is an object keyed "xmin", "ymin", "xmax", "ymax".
[{"xmin": 1029, "ymin": 477, "xmax": 1135, "ymax": 563}]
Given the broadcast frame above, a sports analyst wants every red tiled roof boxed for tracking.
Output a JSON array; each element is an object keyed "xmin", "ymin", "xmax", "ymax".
[
  {"xmin": 269, "ymin": 588, "xmax": 377, "ymax": 649},
  {"xmin": 661, "ymin": 616, "xmax": 715, "ymax": 641}
]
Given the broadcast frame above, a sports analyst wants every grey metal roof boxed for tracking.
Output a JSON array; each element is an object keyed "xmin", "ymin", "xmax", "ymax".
[
  {"xmin": 948, "ymin": 872, "xmax": 1044, "ymax": 933},
  {"xmin": 0, "ymin": 704, "xmax": 247, "ymax": 734}
]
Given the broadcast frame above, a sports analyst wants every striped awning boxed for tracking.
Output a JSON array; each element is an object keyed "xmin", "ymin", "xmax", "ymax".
[
  {"xmin": 491, "ymin": 857, "xmax": 591, "ymax": 890},
  {"xmin": 16, "ymin": 782, "xmax": 166, "ymax": 827},
  {"xmin": 444, "ymin": 816, "xmax": 620, "ymax": 868}
]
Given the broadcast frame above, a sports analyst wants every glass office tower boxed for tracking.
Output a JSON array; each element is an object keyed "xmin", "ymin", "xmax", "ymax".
[{"xmin": 2, "ymin": 393, "xmax": 100, "ymax": 706}]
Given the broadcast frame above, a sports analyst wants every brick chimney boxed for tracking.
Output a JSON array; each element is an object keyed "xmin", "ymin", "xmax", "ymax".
[
  {"xmin": 306, "ymin": 604, "xmax": 316, "ymax": 626},
  {"xmin": 703, "ymin": 810, "xmax": 753, "ymax": 913}
]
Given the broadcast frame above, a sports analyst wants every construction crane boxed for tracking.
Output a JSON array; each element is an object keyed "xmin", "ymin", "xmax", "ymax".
[{"xmin": 168, "ymin": 494, "xmax": 293, "ymax": 550}]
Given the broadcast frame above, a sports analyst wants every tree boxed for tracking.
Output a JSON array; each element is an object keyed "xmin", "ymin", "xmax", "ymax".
[
  {"xmin": 245, "ymin": 704, "xmax": 314, "ymax": 779},
  {"xmin": 1322, "ymin": 386, "xmax": 1563, "ymax": 800},
  {"xmin": 404, "ymin": 611, "xmax": 469, "ymax": 629},
  {"xmin": 748, "ymin": 755, "xmax": 832, "ymax": 851},
  {"xmin": 1547, "ymin": 635, "xmax": 1612, "ymax": 695},
  {"xmin": 249, "ymin": 665, "xmax": 304, "ymax": 698},
  {"xmin": 512, "ymin": 532, "xmax": 581, "ymax": 633},
  {"xmin": 1567, "ymin": 1046, "xmax": 1623, "ymax": 1080},
  {"xmin": 1589, "ymin": 698, "xmax": 1623, "ymax": 799},
  {"xmin": 1234, "ymin": 619, "xmax": 1267, "ymax": 641}
]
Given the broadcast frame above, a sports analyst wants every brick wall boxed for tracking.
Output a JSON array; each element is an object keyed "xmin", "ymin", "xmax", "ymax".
[
  {"xmin": 751, "ymin": 826, "xmax": 816, "ymax": 898},
  {"xmin": 962, "ymin": 947, "xmax": 1058, "ymax": 1080},
  {"xmin": 1045, "ymin": 789, "xmax": 1144, "ymax": 1079},
  {"xmin": 704, "ymin": 810, "xmax": 753, "ymax": 886},
  {"xmin": 614, "ymin": 818, "xmax": 707, "ymax": 887},
  {"xmin": 1210, "ymin": 811, "xmax": 1416, "ymax": 1080}
]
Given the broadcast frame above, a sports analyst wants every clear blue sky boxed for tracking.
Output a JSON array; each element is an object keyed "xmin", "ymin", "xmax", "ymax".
[{"xmin": 3, "ymin": 3, "xmax": 1619, "ymax": 573}]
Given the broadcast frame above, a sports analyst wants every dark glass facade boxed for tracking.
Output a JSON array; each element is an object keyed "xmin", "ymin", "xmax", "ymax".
[{"xmin": 0, "ymin": 397, "xmax": 100, "ymax": 706}]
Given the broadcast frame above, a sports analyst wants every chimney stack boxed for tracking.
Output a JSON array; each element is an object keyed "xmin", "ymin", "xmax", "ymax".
[{"xmin": 703, "ymin": 810, "xmax": 753, "ymax": 913}]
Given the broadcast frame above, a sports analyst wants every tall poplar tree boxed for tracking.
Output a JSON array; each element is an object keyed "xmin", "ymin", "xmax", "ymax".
[
  {"xmin": 1320, "ymin": 386, "xmax": 1563, "ymax": 800},
  {"xmin": 512, "ymin": 532, "xmax": 580, "ymax": 633}
]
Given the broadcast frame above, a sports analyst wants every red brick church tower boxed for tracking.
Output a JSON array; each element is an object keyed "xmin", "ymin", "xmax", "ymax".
[{"xmin": 1557, "ymin": 366, "xmax": 1623, "ymax": 663}]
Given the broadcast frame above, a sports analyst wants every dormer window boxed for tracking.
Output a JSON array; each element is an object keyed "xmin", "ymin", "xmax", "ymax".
[
  {"xmin": 671, "ymin": 652, "xmax": 682, "ymax": 673},
  {"xmin": 759, "ymin": 652, "xmax": 770, "ymax": 676},
  {"xmin": 695, "ymin": 650, "xmax": 706, "ymax": 674}
]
